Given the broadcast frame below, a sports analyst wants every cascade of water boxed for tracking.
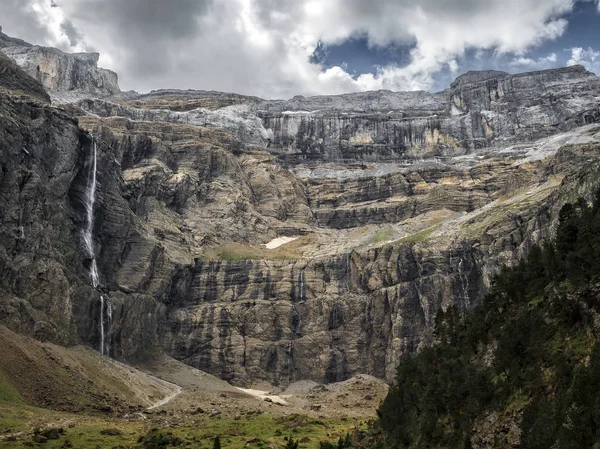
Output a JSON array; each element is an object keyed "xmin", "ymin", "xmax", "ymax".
[
  {"xmin": 99, "ymin": 294, "xmax": 105, "ymax": 355},
  {"xmin": 299, "ymin": 268, "xmax": 305, "ymax": 301},
  {"xmin": 83, "ymin": 136, "xmax": 99, "ymax": 288},
  {"xmin": 82, "ymin": 136, "xmax": 112, "ymax": 355},
  {"xmin": 105, "ymin": 297, "xmax": 113, "ymax": 356}
]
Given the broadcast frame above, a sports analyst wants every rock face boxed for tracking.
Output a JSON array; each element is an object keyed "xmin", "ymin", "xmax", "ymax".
[
  {"xmin": 0, "ymin": 53, "xmax": 85, "ymax": 344},
  {"xmin": 2, "ymin": 32, "xmax": 600, "ymax": 387},
  {"xmin": 0, "ymin": 32, "xmax": 120, "ymax": 102},
  {"xmin": 77, "ymin": 65, "xmax": 600, "ymax": 164},
  {"xmin": 0, "ymin": 51, "xmax": 50, "ymax": 103},
  {"xmin": 258, "ymin": 66, "xmax": 600, "ymax": 161}
]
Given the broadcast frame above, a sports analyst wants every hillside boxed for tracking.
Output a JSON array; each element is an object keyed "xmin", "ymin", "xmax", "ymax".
[{"xmin": 376, "ymin": 193, "xmax": 600, "ymax": 448}]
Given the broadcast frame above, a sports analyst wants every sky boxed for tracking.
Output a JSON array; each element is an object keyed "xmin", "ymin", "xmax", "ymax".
[{"xmin": 0, "ymin": 0, "xmax": 599, "ymax": 99}]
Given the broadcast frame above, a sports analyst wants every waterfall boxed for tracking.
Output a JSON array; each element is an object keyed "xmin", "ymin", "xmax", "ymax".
[
  {"xmin": 106, "ymin": 298, "xmax": 113, "ymax": 356},
  {"xmin": 299, "ymin": 268, "xmax": 305, "ymax": 301},
  {"xmin": 99, "ymin": 295, "xmax": 105, "ymax": 355},
  {"xmin": 83, "ymin": 136, "xmax": 99, "ymax": 288},
  {"xmin": 82, "ymin": 135, "xmax": 112, "ymax": 356},
  {"xmin": 99, "ymin": 295, "xmax": 113, "ymax": 356}
]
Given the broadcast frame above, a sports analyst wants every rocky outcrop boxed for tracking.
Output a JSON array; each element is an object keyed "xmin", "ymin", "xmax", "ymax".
[
  {"xmin": 0, "ymin": 51, "xmax": 50, "ymax": 102},
  {"xmin": 298, "ymin": 159, "xmax": 538, "ymax": 229},
  {"xmin": 0, "ymin": 54, "xmax": 84, "ymax": 343},
  {"xmin": 0, "ymin": 32, "xmax": 120, "ymax": 102},
  {"xmin": 77, "ymin": 99, "xmax": 272, "ymax": 146}
]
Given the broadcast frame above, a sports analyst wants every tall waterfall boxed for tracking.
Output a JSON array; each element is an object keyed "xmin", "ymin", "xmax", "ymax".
[
  {"xmin": 83, "ymin": 136, "xmax": 99, "ymax": 288},
  {"xmin": 82, "ymin": 136, "xmax": 112, "ymax": 356},
  {"xmin": 100, "ymin": 294, "xmax": 105, "ymax": 354},
  {"xmin": 299, "ymin": 268, "xmax": 305, "ymax": 301}
]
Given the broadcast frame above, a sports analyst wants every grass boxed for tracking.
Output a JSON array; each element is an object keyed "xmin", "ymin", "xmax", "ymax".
[
  {"xmin": 197, "ymin": 235, "xmax": 316, "ymax": 262},
  {"xmin": 393, "ymin": 224, "xmax": 441, "ymax": 245},
  {"xmin": 198, "ymin": 242, "xmax": 261, "ymax": 261},
  {"xmin": 0, "ymin": 402, "xmax": 366, "ymax": 449},
  {"xmin": 0, "ymin": 371, "xmax": 24, "ymax": 405},
  {"xmin": 370, "ymin": 229, "xmax": 393, "ymax": 244}
]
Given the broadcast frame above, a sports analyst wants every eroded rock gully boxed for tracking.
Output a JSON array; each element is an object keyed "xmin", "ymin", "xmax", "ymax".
[{"xmin": 1, "ymin": 34, "xmax": 600, "ymax": 386}]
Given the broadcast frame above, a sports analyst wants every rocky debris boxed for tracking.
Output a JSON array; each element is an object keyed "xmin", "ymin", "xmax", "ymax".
[
  {"xmin": 33, "ymin": 427, "xmax": 65, "ymax": 442},
  {"xmin": 472, "ymin": 409, "xmax": 523, "ymax": 449}
]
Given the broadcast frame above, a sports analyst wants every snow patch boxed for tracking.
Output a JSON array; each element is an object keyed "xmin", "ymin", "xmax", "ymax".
[
  {"xmin": 264, "ymin": 236, "xmax": 298, "ymax": 249},
  {"xmin": 236, "ymin": 387, "xmax": 289, "ymax": 405}
]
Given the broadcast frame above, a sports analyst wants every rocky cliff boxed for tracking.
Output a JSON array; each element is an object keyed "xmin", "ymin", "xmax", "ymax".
[
  {"xmin": 0, "ymin": 31, "xmax": 120, "ymax": 102},
  {"xmin": 257, "ymin": 66, "xmax": 600, "ymax": 161},
  {"xmin": 1, "ymin": 33, "xmax": 600, "ymax": 388},
  {"xmin": 77, "ymin": 65, "xmax": 600, "ymax": 164}
]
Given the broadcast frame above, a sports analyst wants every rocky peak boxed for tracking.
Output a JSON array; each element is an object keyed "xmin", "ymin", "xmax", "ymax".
[
  {"xmin": 0, "ymin": 50, "xmax": 50, "ymax": 103},
  {"xmin": 0, "ymin": 31, "xmax": 120, "ymax": 103},
  {"xmin": 0, "ymin": 29, "xmax": 33, "ymax": 49},
  {"xmin": 449, "ymin": 70, "xmax": 510, "ymax": 88}
]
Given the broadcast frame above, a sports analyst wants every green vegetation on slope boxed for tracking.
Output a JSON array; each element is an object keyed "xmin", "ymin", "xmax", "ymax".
[
  {"xmin": 375, "ymin": 190, "xmax": 600, "ymax": 448},
  {"xmin": 0, "ymin": 371, "xmax": 24, "ymax": 405},
  {"xmin": 0, "ymin": 405, "xmax": 365, "ymax": 449}
]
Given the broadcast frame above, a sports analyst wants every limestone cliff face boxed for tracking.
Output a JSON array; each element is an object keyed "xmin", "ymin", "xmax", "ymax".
[
  {"xmin": 258, "ymin": 66, "xmax": 600, "ymax": 161},
  {"xmin": 0, "ymin": 54, "xmax": 86, "ymax": 344},
  {"xmin": 76, "ymin": 65, "xmax": 600, "ymax": 164},
  {"xmin": 0, "ymin": 32, "xmax": 120, "ymax": 102},
  {"xmin": 3, "ymin": 34, "xmax": 600, "ymax": 388}
]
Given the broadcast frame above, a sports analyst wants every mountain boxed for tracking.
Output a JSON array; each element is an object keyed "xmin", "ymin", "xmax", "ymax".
[
  {"xmin": 0, "ymin": 31, "xmax": 599, "ymax": 397},
  {"xmin": 0, "ymin": 30, "xmax": 120, "ymax": 102}
]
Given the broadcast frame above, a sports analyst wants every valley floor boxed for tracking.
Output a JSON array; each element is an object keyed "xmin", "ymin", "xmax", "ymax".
[{"xmin": 0, "ymin": 326, "xmax": 387, "ymax": 448}]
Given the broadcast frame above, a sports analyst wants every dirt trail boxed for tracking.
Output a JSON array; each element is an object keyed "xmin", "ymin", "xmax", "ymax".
[{"xmin": 147, "ymin": 384, "xmax": 183, "ymax": 410}]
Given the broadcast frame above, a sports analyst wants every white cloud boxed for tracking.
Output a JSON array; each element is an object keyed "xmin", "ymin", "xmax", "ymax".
[
  {"xmin": 509, "ymin": 53, "xmax": 558, "ymax": 70},
  {"xmin": 0, "ymin": 0, "xmax": 579, "ymax": 98},
  {"xmin": 567, "ymin": 47, "xmax": 600, "ymax": 74}
]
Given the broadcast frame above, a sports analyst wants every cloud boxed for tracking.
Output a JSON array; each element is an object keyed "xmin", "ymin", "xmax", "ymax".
[
  {"xmin": 59, "ymin": 19, "xmax": 83, "ymax": 48},
  {"xmin": 567, "ymin": 46, "xmax": 600, "ymax": 74},
  {"xmin": 509, "ymin": 53, "xmax": 558, "ymax": 70},
  {"xmin": 0, "ymin": 0, "xmax": 67, "ymax": 49},
  {"xmin": 0, "ymin": 0, "xmax": 581, "ymax": 98}
]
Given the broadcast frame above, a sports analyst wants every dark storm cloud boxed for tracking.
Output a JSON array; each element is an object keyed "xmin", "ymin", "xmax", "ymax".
[
  {"xmin": 72, "ymin": 0, "xmax": 212, "ymax": 40},
  {"xmin": 60, "ymin": 19, "xmax": 83, "ymax": 47},
  {"xmin": 63, "ymin": 0, "xmax": 213, "ymax": 74}
]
